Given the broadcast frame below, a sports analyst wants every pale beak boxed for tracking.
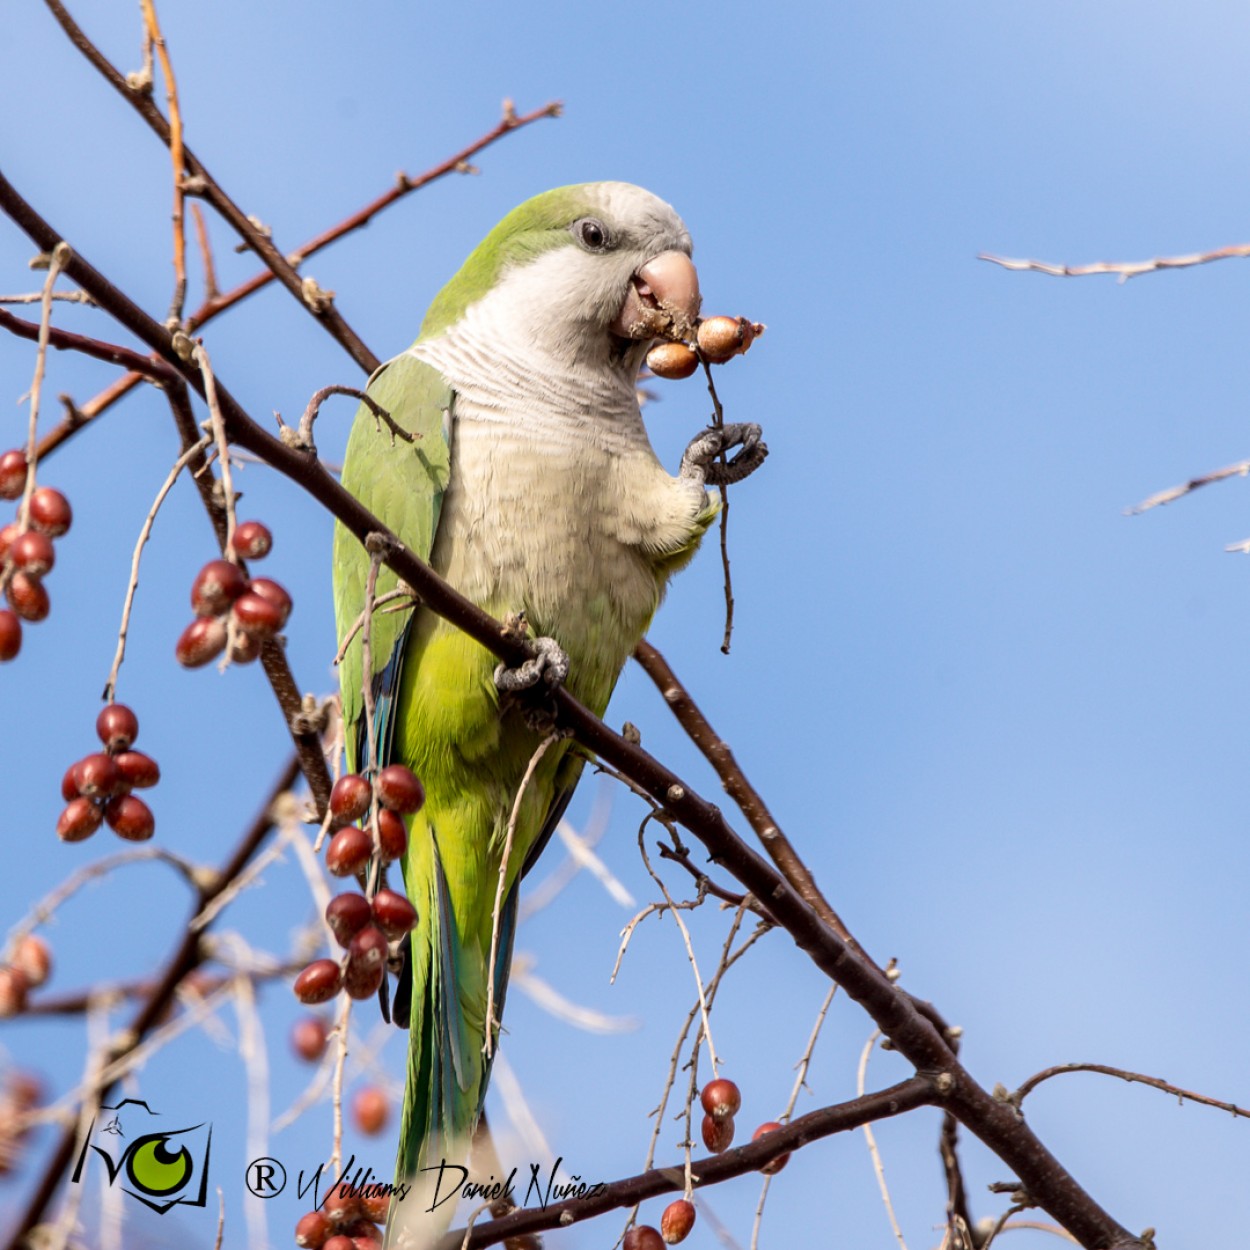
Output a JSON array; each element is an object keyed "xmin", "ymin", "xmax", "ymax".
[{"xmin": 611, "ymin": 250, "xmax": 702, "ymax": 341}]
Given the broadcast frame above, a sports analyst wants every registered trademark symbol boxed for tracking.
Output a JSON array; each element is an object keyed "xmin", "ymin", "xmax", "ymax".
[{"xmin": 245, "ymin": 1156, "xmax": 286, "ymax": 1197}]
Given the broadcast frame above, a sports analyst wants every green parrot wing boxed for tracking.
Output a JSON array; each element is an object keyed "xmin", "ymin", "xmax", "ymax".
[{"xmin": 333, "ymin": 351, "xmax": 453, "ymax": 773}]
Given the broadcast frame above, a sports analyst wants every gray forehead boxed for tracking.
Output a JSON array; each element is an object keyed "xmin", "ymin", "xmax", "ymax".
[{"xmin": 585, "ymin": 182, "xmax": 692, "ymax": 254}]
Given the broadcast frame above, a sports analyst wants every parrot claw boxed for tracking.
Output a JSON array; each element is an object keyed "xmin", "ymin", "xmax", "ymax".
[
  {"xmin": 494, "ymin": 636, "xmax": 570, "ymax": 693},
  {"xmin": 680, "ymin": 422, "xmax": 769, "ymax": 487}
]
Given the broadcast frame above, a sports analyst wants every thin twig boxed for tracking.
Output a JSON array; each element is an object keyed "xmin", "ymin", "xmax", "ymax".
[
  {"xmin": 102, "ymin": 435, "xmax": 212, "ymax": 701},
  {"xmin": 0, "ymin": 290, "xmax": 94, "ymax": 306},
  {"xmin": 700, "ymin": 360, "xmax": 735, "ymax": 653},
  {"xmin": 328, "ymin": 993, "xmax": 353, "ymax": 1180},
  {"xmin": 857, "ymin": 1030, "xmax": 908, "ymax": 1250},
  {"xmin": 979, "ymin": 241, "xmax": 1250, "ymax": 283},
  {"xmin": 190, "ymin": 203, "xmax": 219, "ymax": 302},
  {"xmin": 281, "ymin": 384, "xmax": 414, "ymax": 457},
  {"xmin": 484, "ymin": 732, "xmax": 559, "ymax": 1056},
  {"xmin": 1013, "ymin": 1062, "xmax": 1250, "ymax": 1119},
  {"xmin": 333, "ymin": 587, "xmax": 416, "ymax": 665},
  {"xmin": 194, "ymin": 343, "xmax": 238, "ymax": 556},
  {"xmin": 1126, "ymin": 457, "xmax": 1250, "ymax": 516}
]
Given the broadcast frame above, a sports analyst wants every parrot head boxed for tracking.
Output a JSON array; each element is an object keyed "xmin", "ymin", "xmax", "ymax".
[{"xmin": 418, "ymin": 181, "xmax": 702, "ymax": 372}]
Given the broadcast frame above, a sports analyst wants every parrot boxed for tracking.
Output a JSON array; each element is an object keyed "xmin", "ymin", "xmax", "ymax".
[{"xmin": 331, "ymin": 181, "xmax": 767, "ymax": 1246}]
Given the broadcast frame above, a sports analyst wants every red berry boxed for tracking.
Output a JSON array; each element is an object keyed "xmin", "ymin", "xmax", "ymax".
[
  {"xmin": 11, "ymin": 935, "xmax": 50, "ymax": 989},
  {"xmin": 326, "ymin": 893, "xmax": 373, "ymax": 947},
  {"xmin": 60, "ymin": 763, "xmax": 79, "ymax": 802},
  {"xmin": 752, "ymin": 1122, "xmax": 790, "ymax": 1174},
  {"xmin": 344, "ymin": 927, "xmax": 388, "ymax": 1000},
  {"xmin": 114, "ymin": 751, "xmax": 160, "ymax": 790},
  {"xmin": 230, "ymin": 520, "xmax": 273, "ymax": 561},
  {"xmin": 0, "ymin": 450, "xmax": 27, "ymax": 500},
  {"xmin": 248, "ymin": 577, "xmax": 292, "ymax": 627},
  {"xmin": 375, "ymin": 808, "xmax": 408, "ymax": 863},
  {"xmin": 295, "ymin": 1211, "xmax": 332, "ymax": 1248},
  {"xmin": 57, "ymin": 797, "xmax": 103, "ymax": 842},
  {"xmin": 661, "ymin": 1199, "xmax": 696, "ymax": 1244},
  {"xmin": 700, "ymin": 1077, "xmax": 741, "ymax": 1120},
  {"xmin": 321, "ymin": 1185, "xmax": 362, "ymax": 1226},
  {"xmin": 190, "ymin": 559, "xmax": 247, "ymax": 616},
  {"xmin": 376, "ymin": 764, "xmax": 425, "ymax": 814},
  {"xmin": 176, "ymin": 616, "xmax": 227, "ymax": 667},
  {"xmin": 11, "ymin": 530, "xmax": 54, "ymax": 578},
  {"xmin": 696, "ymin": 315, "xmax": 761, "ymax": 363},
  {"xmin": 623, "ymin": 1227, "xmax": 665, "ymax": 1250},
  {"xmin": 73, "ymin": 753, "xmax": 122, "ymax": 799},
  {"xmin": 329, "ymin": 774, "xmax": 371, "ymax": 823},
  {"xmin": 291, "ymin": 1016, "xmax": 330, "ymax": 1063},
  {"xmin": 229, "ymin": 626, "xmax": 261, "ymax": 664},
  {"xmin": 6, "ymin": 572, "xmax": 48, "ymax": 622},
  {"xmin": 323, "ymin": 1235, "xmax": 355, "ymax": 1250},
  {"xmin": 371, "ymin": 889, "xmax": 417, "ymax": 940},
  {"xmin": 96, "ymin": 703, "xmax": 139, "ymax": 752},
  {"xmin": 104, "ymin": 794, "xmax": 155, "ymax": 841},
  {"xmin": 28, "ymin": 487, "xmax": 71, "ymax": 537},
  {"xmin": 645, "ymin": 340, "xmax": 700, "ymax": 381},
  {"xmin": 0, "ymin": 524, "xmax": 16, "ymax": 562},
  {"xmin": 232, "ymin": 590, "xmax": 284, "ymax": 638},
  {"xmin": 0, "ymin": 610, "xmax": 20, "ymax": 662},
  {"xmin": 701, "ymin": 1113, "xmax": 734, "ymax": 1153},
  {"xmin": 359, "ymin": 1192, "xmax": 391, "ymax": 1224},
  {"xmin": 0, "ymin": 968, "xmax": 28, "ymax": 1017},
  {"xmin": 352, "ymin": 1085, "xmax": 389, "ymax": 1136},
  {"xmin": 294, "ymin": 959, "xmax": 343, "ymax": 1005},
  {"xmin": 326, "ymin": 826, "xmax": 372, "ymax": 877}
]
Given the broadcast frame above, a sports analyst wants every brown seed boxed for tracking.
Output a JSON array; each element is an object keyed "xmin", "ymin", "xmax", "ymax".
[
  {"xmin": 190, "ymin": 559, "xmax": 247, "ymax": 617},
  {"xmin": 57, "ymin": 797, "xmax": 103, "ymax": 842},
  {"xmin": 372, "ymin": 889, "xmax": 417, "ymax": 940},
  {"xmin": 6, "ymin": 572, "xmax": 49, "ymax": 622},
  {"xmin": 646, "ymin": 340, "xmax": 700, "ymax": 380},
  {"xmin": 73, "ymin": 752, "xmax": 122, "ymax": 799},
  {"xmin": 0, "ymin": 450, "xmax": 27, "ymax": 500},
  {"xmin": 59, "ymin": 763, "xmax": 79, "ymax": 802},
  {"xmin": 114, "ymin": 750, "xmax": 160, "ymax": 790},
  {"xmin": 11, "ymin": 935, "xmax": 51, "ymax": 989},
  {"xmin": 326, "ymin": 826, "xmax": 373, "ymax": 878},
  {"xmin": 291, "ymin": 1016, "xmax": 330, "ymax": 1063},
  {"xmin": 175, "ymin": 616, "xmax": 227, "ymax": 667},
  {"xmin": 232, "ymin": 590, "xmax": 284, "ymax": 638},
  {"xmin": 701, "ymin": 1112, "xmax": 734, "ymax": 1153},
  {"xmin": 295, "ymin": 1210, "xmax": 332, "ymax": 1248},
  {"xmin": 700, "ymin": 1077, "xmax": 742, "ymax": 1120},
  {"xmin": 248, "ymin": 577, "xmax": 292, "ymax": 628},
  {"xmin": 11, "ymin": 530, "xmax": 54, "ymax": 579},
  {"xmin": 326, "ymin": 892, "xmax": 373, "ymax": 947},
  {"xmin": 696, "ymin": 315, "xmax": 762, "ymax": 363},
  {"xmin": 28, "ymin": 487, "xmax": 71, "ymax": 536},
  {"xmin": 352, "ymin": 1085, "xmax": 389, "ymax": 1136},
  {"xmin": 752, "ymin": 1121, "xmax": 790, "ymax": 1174},
  {"xmin": 294, "ymin": 959, "xmax": 343, "ymax": 1005},
  {"xmin": 230, "ymin": 520, "xmax": 273, "ymax": 561},
  {"xmin": 660, "ymin": 1199, "xmax": 696, "ymax": 1244},
  {"xmin": 104, "ymin": 794, "xmax": 155, "ymax": 841},
  {"xmin": 623, "ymin": 1227, "xmax": 665, "ymax": 1250},
  {"xmin": 0, "ymin": 610, "xmax": 20, "ymax": 662},
  {"xmin": 0, "ymin": 968, "xmax": 28, "ymax": 1017},
  {"xmin": 376, "ymin": 764, "xmax": 425, "ymax": 814},
  {"xmin": 329, "ymin": 774, "xmax": 371, "ymax": 823},
  {"xmin": 375, "ymin": 808, "xmax": 408, "ymax": 863},
  {"xmin": 96, "ymin": 703, "xmax": 140, "ymax": 752}
]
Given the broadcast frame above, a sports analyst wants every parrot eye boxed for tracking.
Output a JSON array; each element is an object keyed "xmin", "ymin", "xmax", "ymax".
[{"xmin": 572, "ymin": 218, "xmax": 611, "ymax": 252}]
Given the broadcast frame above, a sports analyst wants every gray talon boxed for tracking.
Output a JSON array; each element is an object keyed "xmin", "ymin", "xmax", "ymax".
[
  {"xmin": 680, "ymin": 422, "xmax": 768, "ymax": 486},
  {"xmin": 494, "ymin": 636, "xmax": 570, "ymax": 693}
]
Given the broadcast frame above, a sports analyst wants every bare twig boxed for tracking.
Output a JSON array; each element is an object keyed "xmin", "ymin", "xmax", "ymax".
[
  {"xmin": 1013, "ymin": 1062, "xmax": 1250, "ymax": 1120},
  {"xmin": 190, "ymin": 203, "xmax": 219, "ymax": 302},
  {"xmin": 1126, "ymin": 457, "xmax": 1250, "ymax": 516},
  {"xmin": 281, "ymin": 384, "xmax": 414, "ymax": 457},
  {"xmin": 700, "ymin": 360, "xmax": 735, "ymax": 653},
  {"xmin": 484, "ymin": 732, "xmax": 559, "ymax": 1056},
  {"xmin": 102, "ymin": 435, "xmax": 212, "ymax": 701},
  {"xmin": 978, "ymin": 241, "xmax": 1250, "ymax": 282},
  {"xmin": 858, "ymin": 1029, "xmax": 909, "ymax": 1250}
]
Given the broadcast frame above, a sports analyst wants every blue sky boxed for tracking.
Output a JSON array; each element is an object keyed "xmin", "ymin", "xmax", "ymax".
[{"xmin": 3, "ymin": 2, "xmax": 1250, "ymax": 1247}]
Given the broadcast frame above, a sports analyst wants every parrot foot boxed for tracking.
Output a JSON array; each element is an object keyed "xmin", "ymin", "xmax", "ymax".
[
  {"xmin": 494, "ymin": 636, "xmax": 570, "ymax": 693},
  {"xmin": 680, "ymin": 422, "xmax": 769, "ymax": 487}
]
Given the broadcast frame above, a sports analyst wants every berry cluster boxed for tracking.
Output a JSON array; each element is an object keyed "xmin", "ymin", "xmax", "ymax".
[
  {"xmin": 645, "ymin": 315, "xmax": 765, "ymax": 380},
  {"xmin": 0, "ymin": 448, "xmax": 73, "ymax": 663},
  {"xmin": 697, "ymin": 1077, "xmax": 790, "ymax": 1173},
  {"xmin": 175, "ymin": 521, "xmax": 292, "ymax": 668},
  {"xmin": 295, "ymin": 1187, "xmax": 391, "ymax": 1249},
  {"xmin": 293, "ymin": 765, "xmax": 423, "ymax": 1007},
  {"xmin": 0, "ymin": 935, "xmax": 51, "ymax": 1018},
  {"xmin": 56, "ymin": 703, "xmax": 160, "ymax": 843}
]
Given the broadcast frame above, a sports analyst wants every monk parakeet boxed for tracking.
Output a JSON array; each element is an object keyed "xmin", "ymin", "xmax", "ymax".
[{"xmin": 332, "ymin": 181, "xmax": 766, "ymax": 1245}]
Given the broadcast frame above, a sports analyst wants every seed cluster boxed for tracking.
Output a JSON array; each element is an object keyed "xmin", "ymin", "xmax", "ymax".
[{"xmin": 645, "ymin": 315, "xmax": 766, "ymax": 380}]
